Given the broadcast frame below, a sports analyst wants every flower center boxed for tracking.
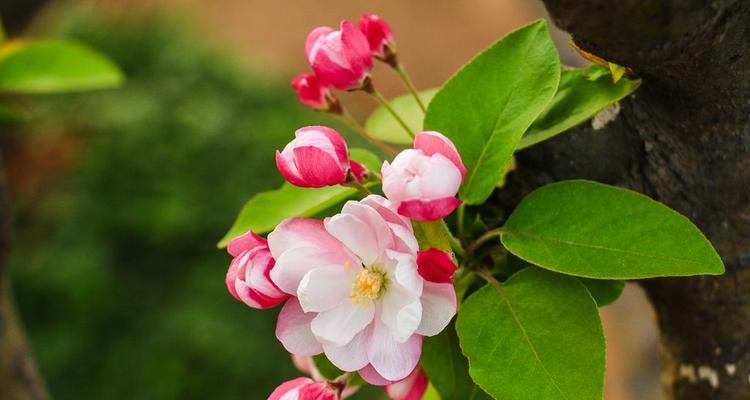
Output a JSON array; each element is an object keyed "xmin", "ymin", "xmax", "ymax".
[{"xmin": 351, "ymin": 268, "xmax": 387, "ymax": 307}]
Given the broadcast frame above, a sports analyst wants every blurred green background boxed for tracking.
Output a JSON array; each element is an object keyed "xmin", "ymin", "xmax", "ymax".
[{"xmin": 4, "ymin": 4, "xmax": 384, "ymax": 399}]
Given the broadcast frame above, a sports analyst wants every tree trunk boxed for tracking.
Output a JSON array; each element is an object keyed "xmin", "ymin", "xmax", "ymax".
[{"xmin": 507, "ymin": 1, "xmax": 750, "ymax": 398}]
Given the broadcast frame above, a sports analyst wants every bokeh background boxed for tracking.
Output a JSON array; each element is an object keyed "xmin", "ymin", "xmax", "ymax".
[{"xmin": 2, "ymin": 1, "xmax": 662, "ymax": 399}]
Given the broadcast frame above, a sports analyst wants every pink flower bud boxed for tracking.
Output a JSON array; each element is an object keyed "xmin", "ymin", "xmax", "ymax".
[
  {"xmin": 268, "ymin": 377, "xmax": 338, "ymax": 400},
  {"xmin": 349, "ymin": 160, "xmax": 368, "ymax": 183},
  {"xmin": 358, "ymin": 14, "xmax": 395, "ymax": 59},
  {"xmin": 276, "ymin": 126, "xmax": 351, "ymax": 188},
  {"xmin": 417, "ymin": 248, "xmax": 457, "ymax": 284},
  {"xmin": 305, "ymin": 21, "xmax": 373, "ymax": 90},
  {"xmin": 226, "ymin": 230, "xmax": 288, "ymax": 309},
  {"xmin": 291, "ymin": 72, "xmax": 333, "ymax": 111},
  {"xmin": 385, "ymin": 367, "xmax": 429, "ymax": 400},
  {"xmin": 382, "ymin": 131, "xmax": 466, "ymax": 221}
]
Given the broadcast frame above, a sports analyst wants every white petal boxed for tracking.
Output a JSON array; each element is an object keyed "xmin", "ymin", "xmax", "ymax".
[
  {"xmin": 298, "ymin": 264, "xmax": 360, "ymax": 313},
  {"xmin": 323, "ymin": 327, "xmax": 370, "ymax": 371},
  {"xmin": 420, "ymin": 154, "xmax": 462, "ymax": 199},
  {"xmin": 367, "ymin": 319, "xmax": 422, "ymax": 381},
  {"xmin": 276, "ymin": 298, "xmax": 323, "ymax": 356},
  {"xmin": 268, "ymin": 218, "xmax": 353, "ymax": 259},
  {"xmin": 324, "ymin": 213, "xmax": 379, "ymax": 265},
  {"xmin": 341, "ymin": 201, "xmax": 394, "ymax": 258},
  {"xmin": 416, "ymin": 282, "xmax": 457, "ymax": 336},
  {"xmin": 271, "ymin": 246, "xmax": 350, "ymax": 295},
  {"xmin": 386, "ymin": 250, "xmax": 423, "ymax": 294},
  {"xmin": 311, "ymin": 301, "xmax": 375, "ymax": 347},
  {"xmin": 380, "ymin": 287, "xmax": 422, "ymax": 343}
]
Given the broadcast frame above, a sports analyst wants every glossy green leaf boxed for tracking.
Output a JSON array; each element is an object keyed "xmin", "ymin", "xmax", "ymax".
[
  {"xmin": 457, "ymin": 268, "xmax": 605, "ymax": 400},
  {"xmin": 423, "ymin": 383, "xmax": 443, "ymax": 400},
  {"xmin": 580, "ymin": 278, "xmax": 625, "ymax": 307},
  {"xmin": 422, "ymin": 322, "xmax": 492, "ymax": 400},
  {"xmin": 424, "ymin": 20, "xmax": 560, "ymax": 205},
  {"xmin": 218, "ymin": 149, "xmax": 379, "ymax": 247},
  {"xmin": 313, "ymin": 354, "xmax": 344, "ymax": 380},
  {"xmin": 501, "ymin": 180, "xmax": 725, "ymax": 279},
  {"xmin": 412, "ymin": 221, "xmax": 452, "ymax": 252},
  {"xmin": 0, "ymin": 40, "xmax": 123, "ymax": 93},
  {"xmin": 519, "ymin": 65, "xmax": 641, "ymax": 150},
  {"xmin": 365, "ymin": 89, "xmax": 437, "ymax": 144}
]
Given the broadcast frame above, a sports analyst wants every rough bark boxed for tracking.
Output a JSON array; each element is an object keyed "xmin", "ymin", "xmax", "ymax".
[{"xmin": 506, "ymin": 1, "xmax": 750, "ymax": 399}]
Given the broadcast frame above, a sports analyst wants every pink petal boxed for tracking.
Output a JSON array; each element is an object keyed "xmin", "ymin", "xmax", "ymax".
[
  {"xmin": 340, "ymin": 20, "xmax": 373, "ymax": 77},
  {"xmin": 341, "ymin": 201, "xmax": 395, "ymax": 259},
  {"xmin": 292, "ymin": 146, "xmax": 347, "ymax": 187},
  {"xmin": 416, "ymin": 282, "xmax": 457, "ymax": 336},
  {"xmin": 268, "ymin": 218, "xmax": 354, "ymax": 262},
  {"xmin": 297, "ymin": 265, "xmax": 359, "ymax": 313},
  {"xmin": 276, "ymin": 150, "xmax": 308, "ymax": 187},
  {"xmin": 297, "ymin": 382, "xmax": 338, "ymax": 400},
  {"xmin": 349, "ymin": 160, "xmax": 368, "ymax": 183},
  {"xmin": 271, "ymin": 246, "xmax": 352, "ymax": 295},
  {"xmin": 305, "ymin": 27, "xmax": 335, "ymax": 62},
  {"xmin": 324, "ymin": 213, "xmax": 380, "ymax": 266},
  {"xmin": 268, "ymin": 377, "xmax": 312, "ymax": 400},
  {"xmin": 385, "ymin": 367, "xmax": 428, "ymax": 400},
  {"xmin": 416, "ymin": 248, "xmax": 456, "ymax": 284},
  {"xmin": 358, "ymin": 364, "xmax": 395, "ymax": 386},
  {"xmin": 276, "ymin": 298, "xmax": 324, "ymax": 356},
  {"xmin": 295, "ymin": 126, "xmax": 349, "ymax": 167},
  {"xmin": 397, "ymin": 197, "xmax": 462, "ymax": 221},
  {"xmin": 227, "ymin": 230, "xmax": 267, "ymax": 257},
  {"xmin": 414, "ymin": 131, "xmax": 467, "ymax": 178},
  {"xmin": 367, "ymin": 319, "xmax": 423, "ymax": 381},
  {"xmin": 358, "ymin": 14, "xmax": 395, "ymax": 57}
]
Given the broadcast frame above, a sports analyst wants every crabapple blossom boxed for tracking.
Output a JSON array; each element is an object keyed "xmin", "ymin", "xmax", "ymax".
[
  {"xmin": 382, "ymin": 131, "xmax": 467, "ymax": 221},
  {"xmin": 385, "ymin": 366, "xmax": 429, "ymax": 400},
  {"xmin": 276, "ymin": 126, "xmax": 352, "ymax": 188},
  {"xmin": 267, "ymin": 377, "xmax": 338, "ymax": 400},
  {"xmin": 225, "ymin": 230, "xmax": 288, "ymax": 309},
  {"xmin": 305, "ymin": 20, "xmax": 373, "ymax": 90},
  {"xmin": 291, "ymin": 72, "xmax": 333, "ymax": 111},
  {"xmin": 358, "ymin": 14, "xmax": 395, "ymax": 59},
  {"xmin": 268, "ymin": 195, "xmax": 457, "ymax": 384}
]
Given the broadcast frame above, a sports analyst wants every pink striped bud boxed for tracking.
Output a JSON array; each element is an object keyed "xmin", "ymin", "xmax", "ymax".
[
  {"xmin": 358, "ymin": 14, "xmax": 395, "ymax": 59},
  {"xmin": 226, "ymin": 230, "xmax": 288, "ymax": 309},
  {"xmin": 276, "ymin": 126, "xmax": 351, "ymax": 188},
  {"xmin": 305, "ymin": 21, "xmax": 373, "ymax": 90},
  {"xmin": 268, "ymin": 377, "xmax": 338, "ymax": 400},
  {"xmin": 385, "ymin": 367, "xmax": 429, "ymax": 400},
  {"xmin": 417, "ymin": 248, "xmax": 457, "ymax": 284}
]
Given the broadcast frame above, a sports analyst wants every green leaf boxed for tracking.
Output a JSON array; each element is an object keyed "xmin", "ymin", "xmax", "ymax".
[
  {"xmin": 501, "ymin": 180, "xmax": 725, "ymax": 279},
  {"xmin": 218, "ymin": 149, "xmax": 379, "ymax": 247},
  {"xmin": 422, "ymin": 321, "xmax": 492, "ymax": 400},
  {"xmin": 423, "ymin": 383, "xmax": 443, "ymax": 400},
  {"xmin": 519, "ymin": 65, "xmax": 641, "ymax": 150},
  {"xmin": 580, "ymin": 278, "xmax": 625, "ymax": 307},
  {"xmin": 0, "ymin": 40, "xmax": 123, "ymax": 93},
  {"xmin": 313, "ymin": 354, "xmax": 344, "ymax": 380},
  {"xmin": 412, "ymin": 221, "xmax": 452, "ymax": 252},
  {"xmin": 457, "ymin": 268, "xmax": 605, "ymax": 400},
  {"xmin": 349, "ymin": 147, "xmax": 382, "ymax": 173},
  {"xmin": 424, "ymin": 20, "xmax": 560, "ymax": 205},
  {"xmin": 365, "ymin": 89, "xmax": 437, "ymax": 144}
]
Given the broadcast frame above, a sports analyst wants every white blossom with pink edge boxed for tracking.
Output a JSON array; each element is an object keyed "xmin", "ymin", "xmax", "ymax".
[
  {"xmin": 382, "ymin": 131, "xmax": 467, "ymax": 221},
  {"xmin": 225, "ymin": 230, "xmax": 288, "ymax": 309},
  {"xmin": 267, "ymin": 377, "xmax": 338, "ymax": 400},
  {"xmin": 305, "ymin": 20, "xmax": 373, "ymax": 90},
  {"xmin": 268, "ymin": 195, "xmax": 457, "ymax": 384}
]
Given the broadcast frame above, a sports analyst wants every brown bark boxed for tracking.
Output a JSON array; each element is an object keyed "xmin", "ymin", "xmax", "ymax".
[{"xmin": 503, "ymin": 1, "xmax": 750, "ymax": 398}]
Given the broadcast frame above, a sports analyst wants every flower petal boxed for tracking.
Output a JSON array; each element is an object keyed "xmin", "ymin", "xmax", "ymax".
[
  {"xmin": 298, "ymin": 264, "xmax": 360, "ymax": 313},
  {"xmin": 276, "ymin": 298, "xmax": 323, "ymax": 356},
  {"xmin": 323, "ymin": 326, "xmax": 370, "ymax": 371},
  {"xmin": 414, "ymin": 131, "xmax": 467, "ymax": 178},
  {"xmin": 385, "ymin": 366, "xmax": 429, "ymax": 400},
  {"xmin": 367, "ymin": 319, "xmax": 423, "ymax": 381},
  {"xmin": 397, "ymin": 196, "xmax": 462, "ymax": 221},
  {"xmin": 358, "ymin": 364, "xmax": 395, "ymax": 386},
  {"xmin": 227, "ymin": 230, "xmax": 267, "ymax": 257},
  {"xmin": 324, "ymin": 213, "xmax": 380, "ymax": 265},
  {"xmin": 268, "ymin": 377, "xmax": 312, "ymax": 400},
  {"xmin": 416, "ymin": 248, "xmax": 457, "ymax": 284},
  {"xmin": 271, "ymin": 246, "xmax": 351, "ymax": 295},
  {"xmin": 416, "ymin": 282, "xmax": 457, "ymax": 336},
  {"xmin": 311, "ymin": 300, "xmax": 375, "ymax": 347},
  {"xmin": 292, "ymin": 146, "xmax": 347, "ymax": 187},
  {"xmin": 380, "ymin": 286, "xmax": 422, "ymax": 343},
  {"xmin": 268, "ymin": 218, "xmax": 351, "ymax": 259}
]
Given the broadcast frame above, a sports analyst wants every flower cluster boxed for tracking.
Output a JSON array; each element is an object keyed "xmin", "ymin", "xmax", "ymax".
[{"xmin": 225, "ymin": 13, "xmax": 463, "ymax": 400}]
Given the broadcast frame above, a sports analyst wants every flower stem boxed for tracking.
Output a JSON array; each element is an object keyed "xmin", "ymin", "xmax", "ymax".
[
  {"xmin": 335, "ymin": 108, "xmax": 398, "ymax": 156},
  {"xmin": 394, "ymin": 62, "xmax": 426, "ymax": 113},
  {"xmin": 363, "ymin": 81, "xmax": 416, "ymax": 139},
  {"xmin": 467, "ymin": 228, "xmax": 504, "ymax": 254},
  {"xmin": 346, "ymin": 179, "xmax": 372, "ymax": 196},
  {"xmin": 456, "ymin": 203, "xmax": 467, "ymax": 244}
]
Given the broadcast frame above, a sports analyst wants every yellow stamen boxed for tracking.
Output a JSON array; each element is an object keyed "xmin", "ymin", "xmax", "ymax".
[{"xmin": 351, "ymin": 269, "xmax": 386, "ymax": 307}]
